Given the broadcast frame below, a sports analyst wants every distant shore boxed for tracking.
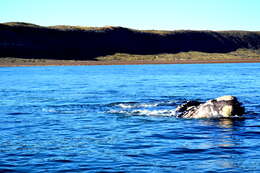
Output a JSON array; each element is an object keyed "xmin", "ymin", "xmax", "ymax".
[
  {"xmin": 1, "ymin": 49, "xmax": 260, "ymax": 67},
  {"xmin": 1, "ymin": 22, "xmax": 260, "ymax": 63},
  {"xmin": 1, "ymin": 58, "xmax": 260, "ymax": 67},
  {"xmin": 1, "ymin": 22, "xmax": 260, "ymax": 67}
]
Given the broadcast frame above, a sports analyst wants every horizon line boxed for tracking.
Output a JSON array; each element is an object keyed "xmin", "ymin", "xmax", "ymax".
[{"xmin": 1, "ymin": 21, "xmax": 260, "ymax": 32}]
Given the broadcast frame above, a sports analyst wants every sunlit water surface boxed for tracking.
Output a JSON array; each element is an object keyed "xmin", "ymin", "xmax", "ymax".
[{"xmin": 0, "ymin": 63, "xmax": 260, "ymax": 172}]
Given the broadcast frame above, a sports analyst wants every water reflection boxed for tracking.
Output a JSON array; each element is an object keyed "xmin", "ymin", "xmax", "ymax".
[
  {"xmin": 218, "ymin": 119, "xmax": 236, "ymax": 128},
  {"xmin": 199, "ymin": 118, "xmax": 245, "ymax": 147},
  {"xmin": 198, "ymin": 119, "xmax": 247, "ymax": 170},
  {"xmin": 201, "ymin": 118, "xmax": 245, "ymax": 129}
]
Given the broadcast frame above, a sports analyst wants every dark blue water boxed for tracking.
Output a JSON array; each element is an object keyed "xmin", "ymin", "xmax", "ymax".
[{"xmin": 0, "ymin": 63, "xmax": 260, "ymax": 172}]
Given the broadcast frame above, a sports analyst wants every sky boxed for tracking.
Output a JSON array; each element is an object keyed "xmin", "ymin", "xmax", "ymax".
[{"xmin": 0, "ymin": 0, "xmax": 259, "ymax": 31}]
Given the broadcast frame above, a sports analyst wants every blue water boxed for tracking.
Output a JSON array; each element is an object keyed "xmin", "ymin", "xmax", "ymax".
[{"xmin": 0, "ymin": 63, "xmax": 260, "ymax": 172}]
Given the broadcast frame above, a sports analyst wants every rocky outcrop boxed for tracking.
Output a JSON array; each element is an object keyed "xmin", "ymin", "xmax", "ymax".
[{"xmin": 175, "ymin": 96, "xmax": 245, "ymax": 118}]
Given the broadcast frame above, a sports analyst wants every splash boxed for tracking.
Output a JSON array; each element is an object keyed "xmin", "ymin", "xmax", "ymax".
[
  {"xmin": 106, "ymin": 100, "xmax": 179, "ymax": 116},
  {"xmin": 107, "ymin": 109, "xmax": 177, "ymax": 116}
]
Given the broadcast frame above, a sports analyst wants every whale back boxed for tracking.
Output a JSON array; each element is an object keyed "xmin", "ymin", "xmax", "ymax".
[{"xmin": 176, "ymin": 96, "xmax": 245, "ymax": 118}]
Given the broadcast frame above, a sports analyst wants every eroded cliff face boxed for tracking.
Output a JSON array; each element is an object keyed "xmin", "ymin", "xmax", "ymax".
[{"xmin": 0, "ymin": 22, "xmax": 259, "ymax": 60}]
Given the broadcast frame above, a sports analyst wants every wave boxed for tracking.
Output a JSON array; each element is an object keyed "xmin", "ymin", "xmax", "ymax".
[
  {"xmin": 107, "ymin": 109, "xmax": 177, "ymax": 116},
  {"xmin": 115, "ymin": 102, "xmax": 159, "ymax": 109},
  {"xmin": 106, "ymin": 100, "xmax": 179, "ymax": 116},
  {"xmin": 109, "ymin": 100, "xmax": 179, "ymax": 109}
]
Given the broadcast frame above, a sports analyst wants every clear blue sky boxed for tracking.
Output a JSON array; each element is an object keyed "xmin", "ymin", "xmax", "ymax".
[{"xmin": 0, "ymin": 0, "xmax": 259, "ymax": 31}]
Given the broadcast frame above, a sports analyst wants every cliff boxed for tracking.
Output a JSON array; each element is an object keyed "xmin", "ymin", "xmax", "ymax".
[{"xmin": 0, "ymin": 22, "xmax": 259, "ymax": 60}]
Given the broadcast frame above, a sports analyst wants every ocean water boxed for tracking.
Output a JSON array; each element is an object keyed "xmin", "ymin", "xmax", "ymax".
[{"xmin": 0, "ymin": 63, "xmax": 260, "ymax": 172}]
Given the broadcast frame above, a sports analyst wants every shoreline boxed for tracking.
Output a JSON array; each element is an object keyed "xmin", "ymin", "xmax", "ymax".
[{"xmin": 1, "ymin": 59, "xmax": 260, "ymax": 67}]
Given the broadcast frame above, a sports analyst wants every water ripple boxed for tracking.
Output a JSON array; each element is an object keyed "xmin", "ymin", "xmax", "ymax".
[{"xmin": 1, "ymin": 64, "xmax": 260, "ymax": 172}]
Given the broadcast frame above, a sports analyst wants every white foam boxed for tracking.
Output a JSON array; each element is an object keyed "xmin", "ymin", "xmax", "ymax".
[
  {"xmin": 117, "ymin": 103, "xmax": 159, "ymax": 109},
  {"xmin": 117, "ymin": 103, "xmax": 134, "ymax": 109},
  {"xmin": 108, "ymin": 109, "xmax": 176, "ymax": 116}
]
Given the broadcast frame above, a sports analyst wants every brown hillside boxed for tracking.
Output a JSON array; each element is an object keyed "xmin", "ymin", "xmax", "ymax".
[{"xmin": 0, "ymin": 22, "xmax": 259, "ymax": 60}]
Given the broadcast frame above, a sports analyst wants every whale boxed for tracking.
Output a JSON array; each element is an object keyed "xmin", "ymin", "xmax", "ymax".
[{"xmin": 175, "ymin": 96, "xmax": 245, "ymax": 118}]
